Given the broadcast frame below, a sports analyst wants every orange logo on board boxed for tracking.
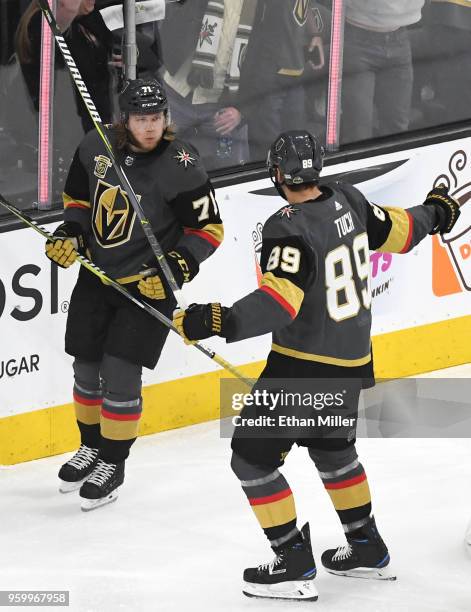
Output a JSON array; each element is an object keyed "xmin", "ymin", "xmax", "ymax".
[{"xmin": 431, "ymin": 151, "xmax": 471, "ymax": 296}]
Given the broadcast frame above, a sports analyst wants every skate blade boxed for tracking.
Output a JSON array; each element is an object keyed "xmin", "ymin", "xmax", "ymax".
[
  {"xmin": 80, "ymin": 490, "xmax": 119, "ymax": 512},
  {"xmin": 243, "ymin": 579, "xmax": 318, "ymax": 601},
  {"xmin": 59, "ymin": 479, "xmax": 86, "ymax": 493},
  {"xmin": 325, "ymin": 566, "xmax": 396, "ymax": 581}
]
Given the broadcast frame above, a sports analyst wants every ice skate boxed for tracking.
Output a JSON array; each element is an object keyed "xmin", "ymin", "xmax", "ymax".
[
  {"xmin": 243, "ymin": 523, "xmax": 318, "ymax": 601},
  {"xmin": 58, "ymin": 444, "xmax": 99, "ymax": 493},
  {"xmin": 79, "ymin": 459, "xmax": 124, "ymax": 511},
  {"xmin": 322, "ymin": 516, "xmax": 396, "ymax": 581}
]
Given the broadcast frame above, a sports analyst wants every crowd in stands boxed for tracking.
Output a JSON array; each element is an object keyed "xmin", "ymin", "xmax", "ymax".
[{"xmin": 0, "ymin": 0, "xmax": 470, "ymax": 208}]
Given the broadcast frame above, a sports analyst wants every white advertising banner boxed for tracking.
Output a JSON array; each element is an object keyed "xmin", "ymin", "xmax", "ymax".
[{"xmin": 1, "ymin": 137, "xmax": 471, "ymax": 418}]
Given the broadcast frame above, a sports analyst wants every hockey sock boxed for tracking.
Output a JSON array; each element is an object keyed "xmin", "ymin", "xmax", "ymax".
[
  {"xmin": 231, "ymin": 452, "xmax": 300, "ymax": 548},
  {"xmin": 100, "ymin": 436, "xmax": 137, "ymax": 464},
  {"xmin": 100, "ymin": 354, "xmax": 143, "ymax": 463},
  {"xmin": 100, "ymin": 394, "xmax": 141, "ymax": 463},
  {"xmin": 72, "ymin": 360, "xmax": 102, "ymax": 445},
  {"xmin": 77, "ymin": 421, "xmax": 101, "ymax": 449},
  {"xmin": 100, "ymin": 395, "xmax": 142, "ymax": 443},
  {"xmin": 309, "ymin": 447, "xmax": 372, "ymax": 533}
]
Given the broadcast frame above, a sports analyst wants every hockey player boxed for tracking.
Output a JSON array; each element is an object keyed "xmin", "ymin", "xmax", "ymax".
[
  {"xmin": 45, "ymin": 78, "xmax": 223, "ymax": 511},
  {"xmin": 174, "ymin": 130, "xmax": 462, "ymax": 600}
]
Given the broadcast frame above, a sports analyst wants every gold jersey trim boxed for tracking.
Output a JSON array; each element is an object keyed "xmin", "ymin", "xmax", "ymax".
[
  {"xmin": 63, "ymin": 193, "xmax": 91, "ymax": 209},
  {"xmin": 432, "ymin": 0, "xmax": 471, "ymax": 6},
  {"xmin": 377, "ymin": 206, "xmax": 411, "ymax": 253},
  {"xmin": 115, "ymin": 273, "xmax": 148, "ymax": 285},
  {"xmin": 261, "ymin": 272, "xmax": 304, "ymax": 315},
  {"xmin": 277, "ymin": 68, "xmax": 304, "ymax": 76},
  {"xmin": 201, "ymin": 222, "xmax": 225, "ymax": 244},
  {"xmin": 272, "ymin": 343, "xmax": 372, "ymax": 367}
]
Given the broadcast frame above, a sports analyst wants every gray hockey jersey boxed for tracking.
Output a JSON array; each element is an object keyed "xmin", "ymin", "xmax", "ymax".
[
  {"xmin": 225, "ymin": 182, "xmax": 437, "ymax": 368},
  {"xmin": 63, "ymin": 128, "xmax": 223, "ymax": 282}
]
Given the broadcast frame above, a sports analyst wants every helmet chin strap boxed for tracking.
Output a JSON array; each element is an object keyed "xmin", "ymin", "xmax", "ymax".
[
  {"xmin": 269, "ymin": 169, "xmax": 288, "ymax": 201},
  {"xmin": 275, "ymin": 181, "xmax": 288, "ymax": 201}
]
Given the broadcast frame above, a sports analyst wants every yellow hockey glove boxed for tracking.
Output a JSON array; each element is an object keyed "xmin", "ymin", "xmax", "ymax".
[
  {"xmin": 173, "ymin": 308, "xmax": 196, "ymax": 345},
  {"xmin": 138, "ymin": 275, "xmax": 166, "ymax": 300},
  {"xmin": 45, "ymin": 239, "xmax": 77, "ymax": 268},
  {"xmin": 45, "ymin": 222, "xmax": 86, "ymax": 268}
]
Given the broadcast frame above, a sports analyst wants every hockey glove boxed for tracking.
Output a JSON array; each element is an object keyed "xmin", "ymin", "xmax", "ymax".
[
  {"xmin": 423, "ymin": 185, "xmax": 461, "ymax": 235},
  {"xmin": 173, "ymin": 303, "xmax": 229, "ymax": 345},
  {"xmin": 45, "ymin": 222, "xmax": 87, "ymax": 268},
  {"xmin": 167, "ymin": 249, "xmax": 199, "ymax": 287},
  {"xmin": 138, "ymin": 274, "xmax": 166, "ymax": 300}
]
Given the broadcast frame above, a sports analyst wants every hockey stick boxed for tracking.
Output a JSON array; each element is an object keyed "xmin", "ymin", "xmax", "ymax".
[
  {"xmin": 0, "ymin": 195, "xmax": 252, "ymax": 387},
  {"xmin": 37, "ymin": 0, "xmax": 189, "ymax": 309}
]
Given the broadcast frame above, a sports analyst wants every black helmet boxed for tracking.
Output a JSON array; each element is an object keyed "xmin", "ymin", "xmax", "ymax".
[
  {"xmin": 267, "ymin": 130, "xmax": 324, "ymax": 189},
  {"xmin": 119, "ymin": 78, "xmax": 168, "ymax": 117}
]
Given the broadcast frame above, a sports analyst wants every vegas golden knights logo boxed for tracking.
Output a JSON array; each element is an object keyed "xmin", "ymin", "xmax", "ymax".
[
  {"xmin": 293, "ymin": 0, "xmax": 309, "ymax": 27},
  {"xmin": 92, "ymin": 180, "xmax": 137, "ymax": 247}
]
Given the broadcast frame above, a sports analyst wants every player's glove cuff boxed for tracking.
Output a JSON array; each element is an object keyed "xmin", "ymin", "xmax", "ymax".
[
  {"xmin": 166, "ymin": 248, "xmax": 199, "ymax": 287},
  {"xmin": 423, "ymin": 186, "xmax": 461, "ymax": 235},
  {"xmin": 173, "ymin": 303, "xmax": 230, "ymax": 344}
]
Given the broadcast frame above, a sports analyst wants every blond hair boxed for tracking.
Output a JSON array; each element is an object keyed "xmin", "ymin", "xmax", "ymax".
[{"xmin": 113, "ymin": 120, "xmax": 176, "ymax": 150}]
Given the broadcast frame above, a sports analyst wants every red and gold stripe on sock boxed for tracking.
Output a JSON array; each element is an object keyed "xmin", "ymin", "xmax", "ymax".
[
  {"xmin": 248, "ymin": 487, "xmax": 297, "ymax": 529},
  {"xmin": 324, "ymin": 472, "xmax": 371, "ymax": 511},
  {"xmin": 73, "ymin": 389, "xmax": 101, "ymax": 426},
  {"xmin": 100, "ymin": 398, "xmax": 142, "ymax": 441}
]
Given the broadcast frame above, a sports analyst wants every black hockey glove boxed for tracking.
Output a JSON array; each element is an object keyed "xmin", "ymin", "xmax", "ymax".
[
  {"xmin": 45, "ymin": 222, "xmax": 87, "ymax": 268},
  {"xmin": 173, "ymin": 303, "xmax": 230, "ymax": 344},
  {"xmin": 423, "ymin": 185, "xmax": 461, "ymax": 235},
  {"xmin": 166, "ymin": 249, "xmax": 199, "ymax": 287}
]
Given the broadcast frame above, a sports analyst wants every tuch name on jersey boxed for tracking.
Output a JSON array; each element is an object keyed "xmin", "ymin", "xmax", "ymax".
[{"xmin": 334, "ymin": 211, "xmax": 355, "ymax": 238}]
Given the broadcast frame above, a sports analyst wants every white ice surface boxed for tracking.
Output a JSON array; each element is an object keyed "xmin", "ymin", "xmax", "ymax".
[{"xmin": 2, "ymin": 365, "xmax": 471, "ymax": 612}]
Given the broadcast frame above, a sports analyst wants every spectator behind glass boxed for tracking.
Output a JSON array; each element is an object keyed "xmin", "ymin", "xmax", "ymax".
[
  {"xmin": 237, "ymin": 0, "xmax": 321, "ymax": 162},
  {"xmin": 340, "ymin": 0, "xmax": 425, "ymax": 145},
  {"xmin": 411, "ymin": 0, "xmax": 471, "ymax": 128},
  {"xmin": 16, "ymin": 0, "xmax": 114, "ymax": 133},
  {"xmin": 160, "ymin": 0, "xmax": 253, "ymax": 170},
  {"xmin": 302, "ymin": 1, "xmax": 332, "ymax": 142},
  {"xmin": 97, "ymin": 0, "xmax": 164, "ymax": 81}
]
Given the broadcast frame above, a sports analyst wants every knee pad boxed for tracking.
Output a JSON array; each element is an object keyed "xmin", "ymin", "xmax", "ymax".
[
  {"xmin": 101, "ymin": 354, "xmax": 142, "ymax": 400},
  {"xmin": 230, "ymin": 451, "xmax": 278, "ymax": 483},
  {"xmin": 308, "ymin": 444, "xmax": 358, "ymax": 473},
  {"xmin": 73, "ymin": 359, "xmax": 101, "ymax": 394}
]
